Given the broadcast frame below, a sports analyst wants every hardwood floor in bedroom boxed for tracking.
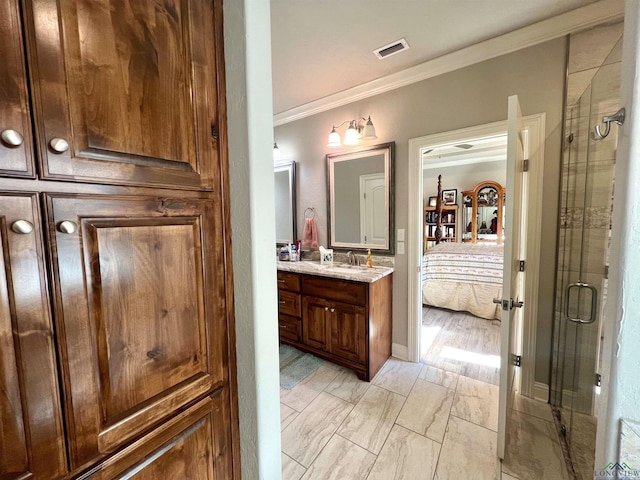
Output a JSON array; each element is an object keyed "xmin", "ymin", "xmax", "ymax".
[{"xmin": 421, "ymin": 306, "xmax": 501, "ymax": 386}]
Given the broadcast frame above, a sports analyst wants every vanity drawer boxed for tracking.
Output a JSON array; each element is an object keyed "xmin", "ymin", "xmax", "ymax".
[
  {"xmin": 278, "ymin": 314, "xmax": 302, "ymax": 342},
  {"xmin": 278, "ymin": 290, "xmax": 301, "ymax": 317},
  {"xmin": 302, "ymin": 276, "xmax": 367, "ymax": 306},
  {"xmin": 277, "ymin": 271, "xmax": 301, "ymax": 292}
]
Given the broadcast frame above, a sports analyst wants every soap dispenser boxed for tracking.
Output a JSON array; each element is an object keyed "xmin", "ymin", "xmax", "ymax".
[{"xmin": 366, "ymin": 249, "xmax": 373, "ymax": 268}]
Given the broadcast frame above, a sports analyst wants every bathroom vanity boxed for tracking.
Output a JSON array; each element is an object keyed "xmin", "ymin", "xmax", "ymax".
[{"xmin": 277, "ymin": 261, "xmax": 393, "ymax": 381}]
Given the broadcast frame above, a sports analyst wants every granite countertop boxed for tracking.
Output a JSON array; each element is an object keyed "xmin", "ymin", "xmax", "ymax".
[{"xmin": 276, "ymin": 260, "xmax": 393, "ymax": 283}]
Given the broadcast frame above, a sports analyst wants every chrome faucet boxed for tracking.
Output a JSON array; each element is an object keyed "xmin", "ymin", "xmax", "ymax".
[{"xmin": 347, "ymin": 251, "xmax": 358, "ymax": 266}]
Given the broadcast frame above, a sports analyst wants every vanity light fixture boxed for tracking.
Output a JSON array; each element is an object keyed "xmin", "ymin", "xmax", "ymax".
[
  {"xmin": 273, "ymin": 141, "xmax": 281, "ymax": 161},
  {"xmin": 327, "ymin": 116, "xmax": 377, "ymax": 147}
]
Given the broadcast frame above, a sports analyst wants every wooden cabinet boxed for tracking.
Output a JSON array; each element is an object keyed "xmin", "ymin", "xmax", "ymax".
[
  {"xmin": 0, "ymin": 193, "xmax": 67, "ymax": 479},
  {"xmin": 278, "ymin": 271, "xmax": 302, "ymax": 343},
  {"xmin": 0, "ymin": 0, "xmax": 238, "ymax": 478},
  {"xmin": 329, "ymin": 301, "xmax": 367, "ymax": 364},
  {"xmin": 44, "ymin": 194, "xmax": 232, "ymax": 471},
  {"xmin": 278, "ymin": 271, "xmax": 392, "ymax": 381},
  {"xmin": 79, "ymin": 395, "xmax": 232, "ymax": 480},
  {"xmin": 22, "ymin": 0, "xmax": 222, "ymax": 190},
  {"xmin": 0, "ymin": 0, "xmax": 35, "ymax": 178},
  {"xmin": 424, "ymin": 205, "xmax": 458, "ymax": 251},
  {"xmin": 461, "ymin": 181, "xmax": 505, "ymax": 244}
]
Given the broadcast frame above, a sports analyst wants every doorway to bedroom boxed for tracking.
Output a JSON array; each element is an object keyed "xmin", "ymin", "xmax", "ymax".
[
  {"xmin": 420, "ymin": 137, "xmax": 507, "ymax": 386},
  {"xmin": 407, "ymin": 114, "xmax": 546, "ymax": 399}
]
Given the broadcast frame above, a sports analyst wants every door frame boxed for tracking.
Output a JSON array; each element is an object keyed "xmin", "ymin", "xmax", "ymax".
[{"xmin": 407, "ymin": 113, "xmax": 545, "ymax": 397}]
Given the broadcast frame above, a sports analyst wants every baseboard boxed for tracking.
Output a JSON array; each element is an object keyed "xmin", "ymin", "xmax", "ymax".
[
  {"xmin": 392, "ymin": 343, "xmax": 409, "ymax": 361},
  {"xmin": 533, "ymin": 381, "xmax": 550, "ymax": 402}
]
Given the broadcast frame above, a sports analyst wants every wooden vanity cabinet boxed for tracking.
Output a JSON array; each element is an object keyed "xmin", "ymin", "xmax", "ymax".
[
  {"xmin": 277, "ymin": 271, "xmax": 303, "ymax": 343},
  {"xmin": 278, "ymin": 271, "xmax": 392, "ymax": 381}
]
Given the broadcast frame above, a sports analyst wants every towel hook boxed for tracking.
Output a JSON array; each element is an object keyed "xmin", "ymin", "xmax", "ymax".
[
  {"xmin": 304, "ymin": 207, "xmax": 316, "ymax": 219},
  {"xmin": 593, "ymin": 108, "xmax": 625, "ymax": 140}
]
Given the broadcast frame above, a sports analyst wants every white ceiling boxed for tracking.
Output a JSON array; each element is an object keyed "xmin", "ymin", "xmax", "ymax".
[{"xmin": 270, "ymin": 0, "xmax": 599, "ymax": 115}]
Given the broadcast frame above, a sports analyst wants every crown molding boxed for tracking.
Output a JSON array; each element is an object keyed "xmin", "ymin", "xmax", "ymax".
[{"xmin": 273, "ymin": 0, "xmax": 624, "ymax": 126}]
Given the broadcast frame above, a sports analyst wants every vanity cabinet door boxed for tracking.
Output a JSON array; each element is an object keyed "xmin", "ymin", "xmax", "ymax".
[
  {"xmin": 25, "ymin": 0, "xmax": 222, "ymax": 189},
  {"xmin": 279, "ymin": 289, "xmax": 301, "ymax": 317},
  {"xmin": 0, "ymin": 0, "xmax": 35, "ymax": 178},
  {"xmin": 302, "ymin": 296, "xmax": 331, "ymax": 351},
  {"xmin": 44, "ymin": 194, "xmax": 231, "ymax": 471},
  {"xmin": 329, "ymin": 301, "xmax": 367, "ymax": 364},
  {"xmin": 0, "ymin": 193, "xmax": 67, "ymax": 479}
]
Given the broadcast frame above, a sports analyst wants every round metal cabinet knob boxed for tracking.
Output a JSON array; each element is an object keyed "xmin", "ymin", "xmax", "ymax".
[
  {"xmin": 1, "ymin": 129, "xmax": 24, "ymax": 147},
  {"xmin": 58, "ymin": 220, "xmax": 77, "ymax": 234},
  {"xmin": 49, "ymin": 137, "xmax": 69, "ymax": 153},
  {"xmin": 11, "ymin": 220, "xmax": 34, "ymax": 234}
]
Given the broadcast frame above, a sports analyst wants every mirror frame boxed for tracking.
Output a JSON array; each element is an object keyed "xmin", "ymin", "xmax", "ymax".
[
  {"xmin": 326, "ymin": 142, "xmax": 395, "ymax": 255},
  {"xmin": 274, "ymin": 161, "xmax": 297, "ymax": 245}
]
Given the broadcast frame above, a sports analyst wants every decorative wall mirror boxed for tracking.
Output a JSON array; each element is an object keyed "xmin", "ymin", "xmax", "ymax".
[
  {"xmin": 327, "ymin": 142, "xmax": 395, "ymax": 254},
  {"xmin": 274, "ymin": 161, "xmax": 296, "ymax": 245}
]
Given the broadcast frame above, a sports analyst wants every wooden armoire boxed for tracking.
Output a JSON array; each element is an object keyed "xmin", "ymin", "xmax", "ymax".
[{"xmin": 0, "ymin": 0, "xmax": 240, "ymax": 478}]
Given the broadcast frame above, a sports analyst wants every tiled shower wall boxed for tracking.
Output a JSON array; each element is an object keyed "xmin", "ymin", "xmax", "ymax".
[{"xmin": 553, "ymin": 21, "xmax": 623, "ymax": 417}]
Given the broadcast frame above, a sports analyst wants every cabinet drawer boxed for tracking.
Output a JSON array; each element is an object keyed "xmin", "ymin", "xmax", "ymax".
[
  {"xmin": 278, "ymin": 314, "xmax": 302, "ymax": 343},
  {"xmin": 83, "ymin": 395, "xmax": 232, "ymax": 479},
  {"xmin": 302, "ymin": 276, "xmax": 367, "ymax": 306},
  {"xmin": 277, "ymin": 271, "xmax": 301, "ymax": 292},
  {"xmin": 278, "ymin": 290, "xmax": 301, "ymax": 317}
]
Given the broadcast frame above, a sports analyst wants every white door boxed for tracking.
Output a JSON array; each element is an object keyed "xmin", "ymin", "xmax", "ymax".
[
  {"xmin": 497, "ymin": 95, "xmax": 526, "ymax": 460},
  {"xmin": 360, "ymin": 173, "xmax": 386, "ymax": 245}
]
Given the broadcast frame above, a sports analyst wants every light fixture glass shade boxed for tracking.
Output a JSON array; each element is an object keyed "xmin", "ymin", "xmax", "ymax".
[
  {"xmin": 328, "ymin": 127, "xmax": 341, "ymax": 147},
  {"xmin": 344, "ymin": 121, "xmax": 359, "ymax": 145},
  {"xmin": 361, "ymin": 116, "xmax": 377, "ymax": 140},
  {"xmin": 273, "ymin": 142, "xmax": 281, "ymax": 161}
]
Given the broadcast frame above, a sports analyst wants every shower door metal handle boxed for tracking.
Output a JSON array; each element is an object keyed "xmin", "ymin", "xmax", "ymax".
[{"xmin": 564, "ymin": 282, "xmax": 598, "ymax": 324}]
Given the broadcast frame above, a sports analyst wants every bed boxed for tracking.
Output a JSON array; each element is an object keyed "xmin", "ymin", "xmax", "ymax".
[{"xmin": 422, "ymin": 242, "xmax": 503, "ymax": 320}]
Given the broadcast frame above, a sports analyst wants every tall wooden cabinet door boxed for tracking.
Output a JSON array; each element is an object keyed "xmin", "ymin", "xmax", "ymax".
[
  {"xmin": 24, "ymin": 0, "xmax": 223, "ymax": 189},
  {"xmin": 0, "ymin": 0, "xmax": 35, "ymax": 178},
  {"xmin": 0, "ymin": 193, "xmax": 67, "ymax": 479},
  {"xmin": 329, "ymin": 301, "xmax": 367, "ymax": 364},
  {"xmin": 302, "ymin": 296, "xmax": 330, "ymax": 350},
  {"xmin": 44, "ymin": 194, "xmax": 233, "ymax": 472}
]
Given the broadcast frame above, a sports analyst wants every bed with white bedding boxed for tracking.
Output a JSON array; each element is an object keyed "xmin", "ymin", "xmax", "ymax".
[{"xmin": 422, "ymin": 242, "xmax": 503, "ymax": 320}]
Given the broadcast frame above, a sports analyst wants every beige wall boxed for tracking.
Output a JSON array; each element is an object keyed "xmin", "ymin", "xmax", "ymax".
[{"xmin": 274, "ymin": 37, "xmax": 567, "ymax": 385}]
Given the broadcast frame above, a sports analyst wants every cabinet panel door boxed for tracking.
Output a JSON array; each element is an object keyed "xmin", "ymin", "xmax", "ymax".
[
  {"xmin": 85, "ymin": 394, "xmax": 233, "ymax": 480},
  {"xmin": 302, "ymin": 296, "xmax": 330, "ymax": 350},
  {"xmin": 25, "ymin": 0, "xmax": 222, "ymax": 189},
  {"xmin": 0, "ymin": 193, "xmax": 67, "ymax": 479},
  {"xmin": 330, "ymin": 301, "xmax": 367, "ymax": 364},
  {"xmin": 45, "ymin": 194, "xmax": 231, "ymax": 470},
  {"xmin": 278, "ymin": 289, "xmax": 301, "ymax": 317},
  {"xmin": 0, "ymin": 0, "xmax": 35, "ymax": 178}
]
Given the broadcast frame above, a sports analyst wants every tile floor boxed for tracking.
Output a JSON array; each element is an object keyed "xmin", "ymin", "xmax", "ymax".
[{"xmin": 280, "ymin": 356, "xmax": 571, "ymax": 480}]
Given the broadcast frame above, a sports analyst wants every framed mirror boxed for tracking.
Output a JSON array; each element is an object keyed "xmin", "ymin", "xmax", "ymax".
[
  {"xmin": 327, "ymin": 142, "xmax": 395, "ymax": 254},
  {"xmin": 274, "ymin": 161, "xmax": 296, "ymax": 245}
]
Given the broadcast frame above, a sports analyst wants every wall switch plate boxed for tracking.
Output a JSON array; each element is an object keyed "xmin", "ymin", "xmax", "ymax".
[
  {"xmin": 397, "ymin": 228, "xmax": 405, "ymax": 241},
  {"xmin": 397, "ymin": 241, "xmax": 405, "ymax": 254}
]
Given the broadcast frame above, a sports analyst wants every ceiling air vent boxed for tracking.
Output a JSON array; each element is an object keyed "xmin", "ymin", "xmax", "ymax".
[{"xmin": 374, "ymin": 38, "xmax": 410, "ymax": 60}]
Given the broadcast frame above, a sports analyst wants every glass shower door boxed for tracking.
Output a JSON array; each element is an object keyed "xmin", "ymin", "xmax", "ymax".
[{"xmin": 552, "ymin": 47, "xmax": 621, "ymax": 480}]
